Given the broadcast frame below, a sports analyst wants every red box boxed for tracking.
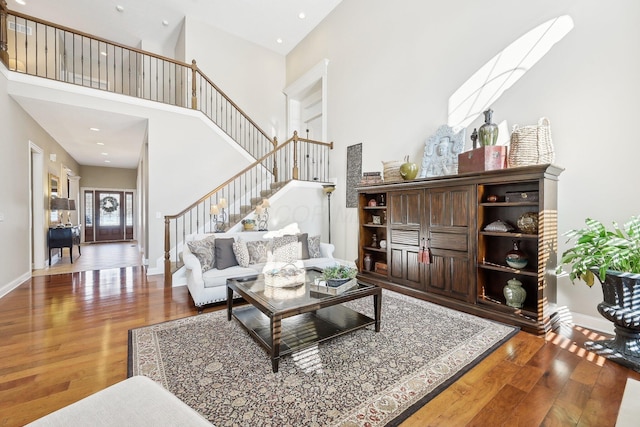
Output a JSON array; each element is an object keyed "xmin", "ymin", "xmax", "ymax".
[{"xmin": 458, "ymin": 146, "xmax": 507, "ymax": 173}]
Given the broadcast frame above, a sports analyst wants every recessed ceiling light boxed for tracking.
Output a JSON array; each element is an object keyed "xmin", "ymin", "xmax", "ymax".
[
  {"xmin": 298, "ymin": 12, "xmax": 306, "ymax": 19},
  {"xmin": 104, "ymin": 160, "xmax": 111, "ymax": 163},
  {"xmin": 96, "ymin": 142, "xmax": 105, "ymax": 146},
  {"xmin": 100, "ymin": 51, "xmax": 107, "ymax": 56},
  {"xmin": 101, "ymin": 152, "xmax": 109, "ymax": 156},
  {"xmin": 115, "ymin": 5, "xmax": 124, "ymax": 12},
  {"xmin": 276, "ymin": 38, "xmax": 283, "ymax": 44},
  {"xmin": 15, "ymin": 0, "xmax": 26, "ymax": 5},
  {"xmin": 90, "ymin": 127, "xmax": 100, "ymax": 131},
  {"xmin": 162, "ymin": 20, "xmax": 169, "ymax": 26}
]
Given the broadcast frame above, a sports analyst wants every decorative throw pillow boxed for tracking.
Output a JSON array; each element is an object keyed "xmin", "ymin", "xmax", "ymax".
[
  {"xmin": 308, "ymin": 235, "xmax": 321, "ymax": 258},
  {"xmin": 246, "ymin": 240, "xmax": 269, "ymax": 264},
  {"xmin": 215, "ymin": 238, "xmax": 238, "ymax": 270},
  {"xmin": 232, "ymin": 240, "xmax": 250, "ymax": 268},
  {"xmin": 186, "ymin": 235, "xmax": 216, "ymax": 272},
  {"xmin": 298, "ymin": 233, "xmax": 310, "ymax": 260},
  {"xmin": 271, "ymin": 235, "xmax": 299, "ymax": 263}
]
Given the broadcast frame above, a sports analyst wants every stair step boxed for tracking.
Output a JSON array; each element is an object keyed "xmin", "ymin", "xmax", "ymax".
[
  {"xmin": 270, "ymin": 181, "xmax": 287, "ymax": 190},
  {"xmin": 250, "ymin": 197, "xmax": 264, "ymax": 206},
  {"xmin": 260, "ymin": 189, "xmax": 274, "ymax": 197}
]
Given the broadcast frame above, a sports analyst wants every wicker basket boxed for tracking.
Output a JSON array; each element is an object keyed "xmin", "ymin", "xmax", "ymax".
[
  {"xmin": 508, "ymin": 117, "xmax": 554, "ymax": 167},
  {"xmin": 382, "ymin": 160, "xmax": 403, "ymax": 182}
]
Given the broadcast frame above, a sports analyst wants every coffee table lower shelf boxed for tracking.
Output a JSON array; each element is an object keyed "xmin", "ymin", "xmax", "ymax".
[{"xmin": 232, "ymin": 305, "xmax": 375, "ymax": 368}]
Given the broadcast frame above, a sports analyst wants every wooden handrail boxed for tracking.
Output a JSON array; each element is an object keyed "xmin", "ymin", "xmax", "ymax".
[
  {"xmin": 1, "ymin": 7, "xmax": 276, "ymax": 153},
  {"xmin": 5, "ymin": 9, "xmax": 188, "ymax": 68},
  {"xmin": 193, "ymin": 65, "xmax": 275, "ymax": 147},
  {"xmin": 165, "ymin": 134, "xmax": 333, "ymax": 220}
]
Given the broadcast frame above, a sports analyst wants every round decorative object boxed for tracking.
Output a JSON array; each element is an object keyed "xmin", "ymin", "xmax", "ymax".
[
  {"xmin": 242, "ymin": 219, "xmax": 256, "ymax": 231},
  {"xmin": 505, "ymin": 240, "xmax": 528, "ymax": 269},
  {"xmin": 504, "ymin": 277, "xmax": 526, "ymax": 308},
  {"xmin": 379, "ymin": 239, "xmax": 387, "ymax": 249},
  {"xmin": 400, "ymin": 158, "xmax": 419, "ymax": 180},
  {"xmin": 100, "ymin": 196, "xmax": 119, "ymax": 213},
  {"xmin": 517, "ymin": 212, "xmax": 538, "ymax": 234},
  {"xmin": 486, "ymin": 194, "xmax": 499, "ymax": 203},
  {"xmin": 368, "ymin": 199, "xmax": 377, "ymax": 207}
]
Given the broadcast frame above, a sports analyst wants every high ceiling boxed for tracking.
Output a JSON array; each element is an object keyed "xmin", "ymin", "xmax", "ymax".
[{"xmin": 7, "ymin": 0, "xmax": 342, "ymax": 168}]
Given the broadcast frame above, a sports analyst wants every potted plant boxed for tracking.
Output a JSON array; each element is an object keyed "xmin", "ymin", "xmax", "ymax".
[
  {"xmin": 322, "ymin": 264, "xmax": 357, "ymax": 287},
  {"xmin": 556, "ymin": 216, "xmax": 640, "ymax": 371}
]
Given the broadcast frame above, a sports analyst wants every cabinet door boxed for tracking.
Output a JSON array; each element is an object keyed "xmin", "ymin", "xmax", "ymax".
[
  {"xmin": 424, "ymin": 186, "xmax": 476, "ymax": 302},
  {"xmin": 389, "ymin": 190, "xmax": 422, "ymax": 227},
  {"xmin": 389, "ymin": 229, "xmax": 423, "ymax": 290}
]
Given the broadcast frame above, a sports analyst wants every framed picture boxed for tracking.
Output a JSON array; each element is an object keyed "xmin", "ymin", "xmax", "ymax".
[{"xmin": 372, "ymin": 215, "xmax": 381, "ymax": 225}]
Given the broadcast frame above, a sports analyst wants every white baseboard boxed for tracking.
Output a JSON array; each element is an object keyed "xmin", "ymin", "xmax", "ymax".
[
  {"xmin": 0, "ymin": 271, "xmax": 32, "ymax": 299},
  {"xmin": 570, "ymin": 311, "xmax": 615, "ymax": 335}
]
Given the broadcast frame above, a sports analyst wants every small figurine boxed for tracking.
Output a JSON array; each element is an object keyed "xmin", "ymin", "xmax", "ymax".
[{"xmin": 471, "ymin": 128, "xmax": 479, "ymax": 149}]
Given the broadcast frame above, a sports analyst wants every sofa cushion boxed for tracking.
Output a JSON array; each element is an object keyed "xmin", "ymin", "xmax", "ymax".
[
  {"xmin": 271, "ymin": 235, "xmax": 299, "ymax": 263},
  {"xmin": 215, "ymin": 238, "xmax": 238, "ymax": 270},
  {"xmin": 308, "ymin": 235, "xmax": 321, "ymax": 258},
  {"xmin": 186, "ymin": 235, "xmax": 216, "ymax": 272},
  {"xmin": 298, "ymin": 233, "xmax": 310, "ymax": 260},
  {"xmin": 202, "ymin": 266, "xmax": 259, "ymax": 288},
  {"xmin": 232, "ymin": 240, "xmax": 250, "ymax": 267},
  {"xmin": 246, "ymin": 240, "xmax": 269, "ymax": 264}
]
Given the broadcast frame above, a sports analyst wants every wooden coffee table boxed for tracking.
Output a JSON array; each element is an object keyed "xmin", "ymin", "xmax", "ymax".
[{"xmin": 227, "ymin": 268, "xmax": 381, "ymax": 373}]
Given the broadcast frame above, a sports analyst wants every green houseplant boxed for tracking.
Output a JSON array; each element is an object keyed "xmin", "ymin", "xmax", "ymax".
[
  {"xmin": 556, "ymin": 215, "xmax": 640, "ymax": 372},
  {"xmin": 322, "ymin": 264, "xmax": 357, "ymax": 287}
]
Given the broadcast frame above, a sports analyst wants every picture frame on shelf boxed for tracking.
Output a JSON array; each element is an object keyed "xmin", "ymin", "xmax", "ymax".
[{"xmin": 372, "ymin": 215, "xmax": 381, "ymax": 225}]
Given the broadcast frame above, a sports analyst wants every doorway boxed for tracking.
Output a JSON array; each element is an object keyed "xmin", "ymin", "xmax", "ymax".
[{"xmin": 83, "ymin": 190, "xmax": 134, "ymax": 242}]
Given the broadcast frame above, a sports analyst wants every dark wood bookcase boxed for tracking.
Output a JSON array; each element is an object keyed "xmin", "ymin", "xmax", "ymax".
[{"xmin": 357, "ymin": 164, "xmax": 563, "ymax": 335}]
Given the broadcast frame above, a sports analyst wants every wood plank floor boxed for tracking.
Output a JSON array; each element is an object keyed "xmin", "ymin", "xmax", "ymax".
[{"xmin": 1, "ymin": 243, "xmax": 639, "ymax": 426}]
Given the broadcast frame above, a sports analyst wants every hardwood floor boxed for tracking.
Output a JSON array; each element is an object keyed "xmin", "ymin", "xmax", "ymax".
[{"xmin": 1, "ymin": 243, "xmax": 638, "ymax": 426}]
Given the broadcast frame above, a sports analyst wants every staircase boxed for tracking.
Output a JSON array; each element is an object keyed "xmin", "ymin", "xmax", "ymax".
[{"xmin": 0, "ymin": 5, "xmax": 334, "ymax": 284}]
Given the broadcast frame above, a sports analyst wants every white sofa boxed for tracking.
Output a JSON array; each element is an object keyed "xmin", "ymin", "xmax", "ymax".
[{"xmin": 183, "ymin": 229, "xmax": 337, "ymax": 311}]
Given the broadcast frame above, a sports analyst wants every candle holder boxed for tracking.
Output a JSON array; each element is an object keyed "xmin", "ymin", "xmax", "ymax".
[{"xmin": 256, "ymin": 198, "xmax": 270, "ymax": 231}]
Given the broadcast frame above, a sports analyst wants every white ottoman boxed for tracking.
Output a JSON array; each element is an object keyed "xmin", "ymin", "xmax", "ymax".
[{"xmin": 27, "ymin": 376, "xmax": 213, "ymax": 426}]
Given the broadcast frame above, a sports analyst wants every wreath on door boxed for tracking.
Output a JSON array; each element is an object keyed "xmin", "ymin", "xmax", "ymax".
[{"xmin": 101, "ymin": 196, "xmax": 119, "ymax": 213}]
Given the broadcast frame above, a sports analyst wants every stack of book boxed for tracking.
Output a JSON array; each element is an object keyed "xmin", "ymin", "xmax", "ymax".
[{"xmin": 360, "ymin": 171, "xmax": 382, "ymax": 185}]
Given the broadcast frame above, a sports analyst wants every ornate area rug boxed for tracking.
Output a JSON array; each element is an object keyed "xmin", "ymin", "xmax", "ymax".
[{"xmin": 128, "ymin": 291, "xmax": 518, "ymax": 426}]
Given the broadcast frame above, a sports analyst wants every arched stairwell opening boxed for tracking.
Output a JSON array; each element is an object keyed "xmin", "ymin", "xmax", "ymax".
[
  {"xmin": 0, "ymin": 4, "xmax": 273, "ymax": 161},
  {"xmin": 164, "ymin": 131, "xmax": 333, "ymax": 285}
]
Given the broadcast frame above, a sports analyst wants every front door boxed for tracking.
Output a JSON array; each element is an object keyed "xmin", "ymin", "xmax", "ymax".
[{"xmin": 84, "ymin": 190, "xmax": 134, "ymax": 242}]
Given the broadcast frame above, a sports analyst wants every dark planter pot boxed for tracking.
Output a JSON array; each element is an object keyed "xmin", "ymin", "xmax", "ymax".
[{"xmin": 586, "ymin": 269, "xmax": 640, "ymax": 372}]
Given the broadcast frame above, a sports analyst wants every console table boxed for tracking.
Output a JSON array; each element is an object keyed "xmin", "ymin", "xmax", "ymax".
[{"xmin": 48, "ymin": 226, "xmax": 81, "ymax": 266}]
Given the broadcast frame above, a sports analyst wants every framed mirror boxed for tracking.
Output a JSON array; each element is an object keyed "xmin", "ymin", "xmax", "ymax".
[{"xmin": 49, "ymin": 174, "xmax": 60, "ymax": 225}]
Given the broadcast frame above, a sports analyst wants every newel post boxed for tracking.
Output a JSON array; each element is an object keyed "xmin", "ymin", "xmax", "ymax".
[
  {"xmin": 191, "ymin": 59, "xmax": 197, "ymax": 110},
  {"xmin": 0, "ymin": 0, "xmax": 8, "ymax": 66},
  {"xmin": 164, "ymin": 217, "xmax": 172, "ymax": 286},
  {"xmin": 292, "ymin": 131, "xmax": 299, "ymax": 180}
]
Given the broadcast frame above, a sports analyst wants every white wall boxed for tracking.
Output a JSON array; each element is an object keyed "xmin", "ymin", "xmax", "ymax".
[
  {"xmin": 286, "ymin": 0, "xmax": 640, "ymax": 325},
  {"xmin": 183, "ymin": 17, "xmax": 287, "ymax": 141},
  {"xmin": 0, "ymin": 65, "xmax": 80, "ymax": 297}
]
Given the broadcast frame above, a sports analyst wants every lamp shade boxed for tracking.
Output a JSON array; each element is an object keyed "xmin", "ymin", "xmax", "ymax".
[
  {"xmin": 323, "ymin": 184, "xmax": 336, "ymax": 194},
  {"xmin": 50, "ymin": 197, "xmax": 69, "ymax": 210}
]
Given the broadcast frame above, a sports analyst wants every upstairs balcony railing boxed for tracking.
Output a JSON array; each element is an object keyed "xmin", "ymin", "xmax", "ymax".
[
  {"xmin": 0, "ymin": 3, "xmax": 274, "ymax": 159},
  {"xmin": 164, "ymin": 132, "xmax": 333, "ymax": 283}
]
